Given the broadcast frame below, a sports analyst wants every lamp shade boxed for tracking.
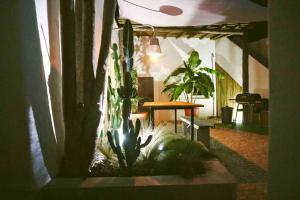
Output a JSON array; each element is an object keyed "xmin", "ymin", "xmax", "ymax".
[{"xmin": 147, "ymin": 36, "xmax": 162, "ymax": 57}]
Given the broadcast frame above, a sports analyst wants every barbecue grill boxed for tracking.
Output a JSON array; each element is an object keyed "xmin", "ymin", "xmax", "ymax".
[
  {"xmin": 233, "ymin": 93, "xmax": 262, "ymax": 123},
  {"xmin": 235, "ymin": 93, "xmax": 261, "ymax": 104}
]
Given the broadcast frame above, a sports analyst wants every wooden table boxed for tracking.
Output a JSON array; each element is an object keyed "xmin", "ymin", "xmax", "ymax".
[{"xmin": 143, "ymin": 101, "xmax": 204, "ymax": 141}]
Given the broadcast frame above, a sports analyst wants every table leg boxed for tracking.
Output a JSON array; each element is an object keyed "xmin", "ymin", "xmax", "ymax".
[
  {"xmin": 151, "ymin": 108, "xmax": 155, "ymax": 129},
  {"xmin": 174, "ymin": 109, "xmax": 177, "ymax": 133},
  {"xmin": 148, "ymin": 108, "xmax": 155, "ymax": 129},
  {"xmin": 191, "ymin": 108, "xmax": 194, "ymax": 141}
]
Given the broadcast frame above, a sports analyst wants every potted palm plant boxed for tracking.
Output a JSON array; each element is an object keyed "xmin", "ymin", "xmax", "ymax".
[{"xmin": 163, "ymin": 51, "xmax": 221, "ymax": 116}]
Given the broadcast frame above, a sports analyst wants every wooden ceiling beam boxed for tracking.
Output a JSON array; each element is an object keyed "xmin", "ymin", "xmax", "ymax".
[
  {"xmin": 210, "ymin": 34, "xmax": 228, "ymax": 40},
  {"xmin": 175, "ymin": 32, "xmax": 186, "ymax": 38},
  {"xmin": 187, "ymin": 32, "xmax": 198, "ymax": 39},
  {"xmin": 248, "ymin": 0, "xmax": 268, "ymax": 7},
  {"xmin": 199, "ymin": 33, "xmax": 209, "ymax": 39},
  {"xmin": 117, "ymin": 19, "xmax": 247, "ymax": 40},
  {"xmin": 163, "ymin": 32, "xmax": 171, "ymax": 38},
  {"xmin": 131, "ymin": 26, "xmax": 244, "ymax": 36}
]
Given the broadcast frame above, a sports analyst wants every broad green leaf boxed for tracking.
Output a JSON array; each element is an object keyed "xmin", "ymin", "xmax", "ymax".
[{"xmin": 163, "ymin": 68, "xmax": 185, "ymax": 84}]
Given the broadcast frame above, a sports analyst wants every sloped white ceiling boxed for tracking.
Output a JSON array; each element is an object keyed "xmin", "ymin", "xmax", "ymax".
[{"xmin": 118, "ymin": 0, "xmax": 267, "ymax": 26}]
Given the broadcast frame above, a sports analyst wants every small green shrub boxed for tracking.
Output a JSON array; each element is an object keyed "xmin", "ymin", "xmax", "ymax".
[{"xmin": 91, "ymin": 125, "xmax": 215, "ymax": 178}]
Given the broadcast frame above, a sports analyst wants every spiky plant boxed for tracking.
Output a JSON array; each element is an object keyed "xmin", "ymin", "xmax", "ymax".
[
  {"xmin": 107, "ymin": 44, "xmax": 123, "ymax": 133},
  {"xmin": 107, "ymin": 20, "xmax": 152, "ymax": 173}
]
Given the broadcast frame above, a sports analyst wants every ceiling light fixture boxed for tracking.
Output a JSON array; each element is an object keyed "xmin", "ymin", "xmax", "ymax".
[
  {"xmin": 114, "ymin": 24, "xmax": 163, "ymax": 57},
  {"xmin": 122, "ymin": 0, "xmax": 183, "ymax": 16},
  {"xmin": 138, "ymin": 25, "xmax": 162, "ymax": 57},
  {"xmin": 147, "ymin": 35, "xmax": 162, "ymax": 57}
]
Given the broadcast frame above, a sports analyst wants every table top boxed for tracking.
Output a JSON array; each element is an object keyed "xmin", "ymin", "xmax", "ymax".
[{"xmin": 143, "ymin": 101, "xmax": 204, "ymax": 109}]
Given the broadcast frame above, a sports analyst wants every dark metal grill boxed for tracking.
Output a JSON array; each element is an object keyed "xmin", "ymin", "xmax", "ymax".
[
  {"xmin": 233, "ymin": 93, "xmax": 268, "ymax": 123},
  {"xmin": 235, "ymin": 93, "xmax": 261, "ymax": 103}
]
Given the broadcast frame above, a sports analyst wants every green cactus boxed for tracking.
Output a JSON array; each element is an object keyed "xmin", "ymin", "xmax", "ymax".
[{"xmin": 107, "ymin": 20, "xmax": 152, "ymax": 172}]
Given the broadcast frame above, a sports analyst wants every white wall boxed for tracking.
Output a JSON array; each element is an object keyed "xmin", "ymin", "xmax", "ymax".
[
  {"xmin": 249, "ymin": 56, "xmax": 269, "ymax": 98},
  {"xmin": 216, "ymin": 37, "xmax": 269, "ymax": 98},
  {"xmin": 215, "ymin": 38, "xmax": 243, "ymax": 86}
]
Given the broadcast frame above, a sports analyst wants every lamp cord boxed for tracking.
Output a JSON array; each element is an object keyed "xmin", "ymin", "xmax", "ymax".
[
  {"xmin": 113, "ymin": 24, "xmax": 156, "ymax": 36},
  {"xmin": 122, "ymin": 0, "xmax": 160, "ymax": 13}
]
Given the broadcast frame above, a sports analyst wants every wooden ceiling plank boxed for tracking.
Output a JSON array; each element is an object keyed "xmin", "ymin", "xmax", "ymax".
[
  {"xmin": 211, "ymin": 34, "xmax": 228, "ymax": 40},
  {"xmin": 175, "ymin": 32, "xmax": 186, "ymax": 38},
  {"xmin": 199, "ymin": 33, "xmax": 209, "ymax": 39}
]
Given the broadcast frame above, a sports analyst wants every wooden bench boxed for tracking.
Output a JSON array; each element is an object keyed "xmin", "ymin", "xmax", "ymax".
[{"xmin": 180, "ymin": 116, "xmax": 214, "ymax": 149}]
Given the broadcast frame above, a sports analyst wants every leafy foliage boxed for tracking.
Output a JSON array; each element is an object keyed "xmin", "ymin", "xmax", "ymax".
[
  {"xmin": 163, "ymin": 51, "xmax": 223, "ymax": 102},
  {"xmin": 107, "ymin": 43, "xmax": 123, "ymax": 132},
  {"xmin": 92, "ymin": 125, "xmax": 215, "ymax": 178}
]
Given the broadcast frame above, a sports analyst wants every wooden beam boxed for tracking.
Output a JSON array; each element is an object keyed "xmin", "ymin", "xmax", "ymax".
[
  {"xmin": 242, "ymin": 31, "xmax": 249, "ymax": 124},
  {"xmin": 210, "ymin": 34, "xmax": 228, "ymax": 40},
  {"xmin": 242, "ymin": 32, "xmax": 249, "ymax": 93},
  {"xmin": 163, "ymin": 32, "xmax": 170, "ymax": 38},
  {"xmin": 229, "ymin": 35, "xmax": 268, "ymax": 68},
  {"xmin": 199, "ymin": 33, "xmax": 209, "ymax": 39},
  {"xmin": 187, "ymin": 32, "xmax": 198, "ymax": 39},
  {"xmin": 199, "ymin": 30, "xmax": 243, "ymax": 35},
  {"xmin": 132, "ymin": 26, "xmax": 244, "ymax": 36},
  {"xmin": 176, "ymin": 32, "xmax": 186, "ymax": 38},
  {"xmin": 248, "ymin": 0, "xmax": 268, "ymax": 7}
]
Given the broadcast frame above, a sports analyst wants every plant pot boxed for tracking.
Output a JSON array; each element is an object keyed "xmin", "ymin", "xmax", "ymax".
[{"xmin": 184, "ymin": 107, "xmax": 200, "ymax": 117}]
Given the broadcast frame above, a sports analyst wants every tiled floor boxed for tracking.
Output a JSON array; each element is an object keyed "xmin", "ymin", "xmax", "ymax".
[
  {"xmin": 211, "ymin": 128, "xmax": 268, "ymax": 171},
  {"xmin": 210, "ymin": 127, "xmax": 268, "ymax": 200}
]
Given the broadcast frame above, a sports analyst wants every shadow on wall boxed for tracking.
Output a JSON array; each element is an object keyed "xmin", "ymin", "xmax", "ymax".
[
  {"xmin": 0, "ymin": 0, "xmax": 59, "ymax": 190},
  {"xmin": 198, "ymin": 0, "xmax": 266, "ymax": 23},
  {"xmin": 154, "ymin": 81, "xmax": 177, "ymax": 124},
  {"xmin": 134, "ymin": 36, "xmax": 152, "ymax": 75}
]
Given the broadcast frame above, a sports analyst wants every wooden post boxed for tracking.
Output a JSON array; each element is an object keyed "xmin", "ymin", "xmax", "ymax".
[
  {"xmin": 242, "ymin": 31, "xmax": 249, "ymax": 123},
  {"xmin": 242, "ymin": 31, "xmax": 249, "ymax": 93}
]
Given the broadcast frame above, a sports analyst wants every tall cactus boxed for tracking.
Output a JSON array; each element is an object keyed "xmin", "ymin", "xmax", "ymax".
[{"xmin": 107, "ymin": 20, "xmax": 152, "ymax": 172}]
